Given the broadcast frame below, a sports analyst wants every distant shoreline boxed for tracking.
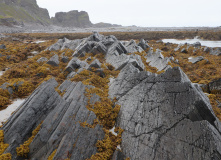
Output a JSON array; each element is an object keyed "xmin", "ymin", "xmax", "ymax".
[{"xmin": 1, "ymin": 27, "xmax": 221, "ymax": 41}]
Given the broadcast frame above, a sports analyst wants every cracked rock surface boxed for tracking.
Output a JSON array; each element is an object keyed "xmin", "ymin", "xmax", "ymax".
[
  {"xmin": 2, "ymin": 79, "xmax": 104, "ymax": 160},
  {"xmin": 110, "ymin": 66, "xmax": 221, "ymax": 160},
  {"xmin": 1, "ymin": 33, "xmax": 221, "ymax": 160},
  {"xmin": 146, "ymin": 49, "xmax": 172, "ymax": 71}
]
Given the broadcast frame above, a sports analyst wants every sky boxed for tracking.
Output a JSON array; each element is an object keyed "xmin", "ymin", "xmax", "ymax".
[{"xmin": 37, "ymin": 0, "xmax": 221, "ymax": 27}]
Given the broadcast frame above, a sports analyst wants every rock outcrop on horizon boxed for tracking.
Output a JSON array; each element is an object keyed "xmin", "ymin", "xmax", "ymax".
[
  {"xmin": 0, "ymin": 32, "xmax": 221, "ymax": 160},
  {"xmin": 51, "ymin": 10, "xmax": 93, "ymax": 28},
  {"xmin": 0, "ymin": 0, "xmax": 51, "ymax": 26},
  {"xmin": 93, "ymin": 22, "xmax": 122, "ymax": 28},
  {"xmin": 0, "ymin": 1, "xmax": 122, "ymax": 29}
]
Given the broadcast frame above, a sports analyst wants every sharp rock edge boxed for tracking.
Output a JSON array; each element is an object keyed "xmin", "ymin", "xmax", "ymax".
[{"xmin": 1, "ymin": 32, "xmax": 221, "ymax": 160}]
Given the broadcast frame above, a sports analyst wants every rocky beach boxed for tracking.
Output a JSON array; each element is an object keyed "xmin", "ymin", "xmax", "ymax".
[{"xmin": 0, "ymin": 0, "xmax": 221, "ymax": 160}]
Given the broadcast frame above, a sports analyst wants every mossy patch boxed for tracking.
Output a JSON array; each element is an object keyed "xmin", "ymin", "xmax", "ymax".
[
  {"xmin": 16, "ymin": 121, "xmax": 43, "ymax": 158},
  {"xmin": 0, "ymin": 130, "xmax": 12, "ymax": 159},
  {"xmin": 47, "ymin": 149, "xmax": 57, "ymax": 160}
]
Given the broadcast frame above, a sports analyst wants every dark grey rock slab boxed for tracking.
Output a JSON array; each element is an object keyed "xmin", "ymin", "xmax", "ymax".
[
  {"xmin": 47, "ymin": 54, "xmax": 59, "ymax": 66},
  {"xmin": 188, "ymin": 56, "xmax": 204, "ymax": 64},
  {"xmin": 110, "ymin": 67, "xmax": 221, "ymax": 160}
]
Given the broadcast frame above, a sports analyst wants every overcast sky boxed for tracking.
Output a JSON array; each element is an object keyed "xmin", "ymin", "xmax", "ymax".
[{"xmin": 37, "ymin": 0, "xmax": 221, "ymax": 27}]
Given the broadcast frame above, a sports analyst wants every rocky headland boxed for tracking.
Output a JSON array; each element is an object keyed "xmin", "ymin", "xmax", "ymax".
[
  {"xmin": 0, "ymin": 32, "xmax": 220, "ymax": 160},
  {"xmin": 0, "ymin": 0, "xmax": 123, "ymax": 33}
]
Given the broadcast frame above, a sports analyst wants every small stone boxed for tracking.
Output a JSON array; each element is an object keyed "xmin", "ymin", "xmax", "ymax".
[
  {"xmin": 47, "ymin": 54, "xmax": 59, "ymax": 66},
  {"xmin": 181, "ymin": 48, "xmax": 188, "ymax": 53},
  {"xmin": 188, "ymin": 56, "xmax": 204, "ymax": 64},
  {"xmin": 37, "ymin": 57, "xmax": 48, "ymax": 63}
]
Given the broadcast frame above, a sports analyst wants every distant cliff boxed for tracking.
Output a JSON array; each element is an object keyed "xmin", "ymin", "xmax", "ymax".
[
  {"xmin": 0, "ymin": 1, "xmax": 121, "ymax": 28},
  {"xmin": 52, "ymin": 10, "xmax": 93, "ymax": 28},
  {"xmin": 0, "ymin": 0, "xmax": 51, "ymax": 26},
  {"xmin": 93, "ymin": 22, "xmax": 122, "ymax": 28}
]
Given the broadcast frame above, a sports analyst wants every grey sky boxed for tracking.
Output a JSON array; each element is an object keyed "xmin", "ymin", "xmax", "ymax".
[{"xmin": 37, "ymin": 0, "xmax": 221, "ymax": 27}]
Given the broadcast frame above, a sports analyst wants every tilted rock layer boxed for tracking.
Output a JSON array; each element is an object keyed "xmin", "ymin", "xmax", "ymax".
[
  {"xmin": 0, "ymin": 33, "xmax": 221, "ymax": 160},
  {"xmin": 110, "ymin": 65, "xmax": 221, "ymax": 160}
]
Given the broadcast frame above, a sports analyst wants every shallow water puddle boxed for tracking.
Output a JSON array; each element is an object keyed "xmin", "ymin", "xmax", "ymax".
[
  {"xmin": 162, "ymin": 38, "xmax": 221, "ymax": 48},
  {"xmin": 0, "ymin": 99, "xmax": 26, "ymax": 125}
]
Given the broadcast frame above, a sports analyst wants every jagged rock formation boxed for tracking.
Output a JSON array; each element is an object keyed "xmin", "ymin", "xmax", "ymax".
[
  {"xmin": 0, "ymin": 0, "xmax": 50, "ymax": 26},
  {"xmin": 210, "ymin": 48, "xmax": 221, "ymax": 56},
  {"xmin": 2, "ymin": 79, "xmax": 104, "ymax": 159},
  {"xmin": 46, "ymin": 32, "xmax": 149, "ymax": 73},
  {"xmin": 52, "ymin": 10, "xmax": 93, "ymax": 28},
  {"xmin": 109, "ymin": 65, "xmax": 221, "ymax": 160},
  {"xmin": 1, "ymin": 33, "xmax": 221, "ymax": 160},
  {"xmin": 146, "ymin": 49, "xmax": 172, "ymax": 71}
]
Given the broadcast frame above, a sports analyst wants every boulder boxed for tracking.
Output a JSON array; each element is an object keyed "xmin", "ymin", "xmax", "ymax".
[
  {"xmin": 138, "ymin": 39, "xmax": 150, "ymax": 50},
  {"xmin": 208, "ymin": 78, "xmax": 221, "ymax": 94},
  {"xmin": 210, "ymin": 48, "xmax": 221, "ymax": 56},
  {"xmin": 0, "ymin": 82, "xmax": 13, "ymax": 95},
  {"xmin": 106, "ymin": 54, "xmax": 144, "ymax": 71},
  {"xmin": 130, "ymin": 54, "xmax": 145, "ymax": 71},
  {"xmin": 188, "ymin": 56, "xmax": 204, "ymax": 64},
  {"xmin": 101, "ymin": 35, "xmax": 118, "ymax": 46},
  {"xmin": 61, "ymin": 56, "xmax": 69, "ymax": 63},
  {"xmin": 87, "ymin": 59, "xmax": 101, "ymax": 70},
  {"xmin": 174, "ymin": 44, "xmax": 184, "ymax": 52},
  {"xmin": 110, "ymin": 66, "xmax": 221, "ymax": 160},
  {"xmin": 107, "ymin": 41, "xmax": 128, "ymax": 56},
  {"xmin": 95, "ymin": 68, "xmax": 105, "ymax": 78},
  {"xmin": 47, "ymin": 54, "xmax": 59, "ymax": 66},
  {"xmin": 65, "ymin": 58, "xmax": 88, "ymax": 73},
  {"xmin": 73, "ymin": 41, "xmax": 92, "ymax": 57},
  {"xmin": 125, "ymin": 40, "xmax": 144, "ymax": 53},
  {"xmin": 90, "ymin": 42, "xmax": 107, "ymax": 55},
  {"xmin": 181, "ymin": 48, "xmax": 187, "ymax": 53},
  {"xmin": 174, "ymin": 47, "xmax": 180, "ymax": 52},
  {"xmin": 61, "ymin": 39, "xmax": 82, "ymax": 51},
  {"xmin": 6, "ymin": 55, "xmax": 11, "ymax": 60},
  {"xmin": 193, "ymin": 41, "xmax": 201, "ymax": 47},
  {"xmin": 65, "ymin": 58, "xmax": 82, "ymax": 73},
  {"xmin": 88, "ymin": 31, "xmax": 105, "ymax": 42},
  {"xmin": 204, "ymin": 47, "xmax": 210, "ymax": 53},
  {"xmin": 37, "ymin": 57, "xmax": 48, "ymax": 63},
  {"xmin": 146, "ymin": 49, "xmax": 172, "ymax": 71},
  {"xmin": 0, "ymin": 44, "xmax": 6, "ymax": 49},
  {"xmin": 109, "ymin": 63, "xmax": 148, "ymax": 99},
  {"xmin": 66, "ymin": 71, "xmax": 77, "ymax": 79},
  {"xmin": 47, "ymin": 39, "xmax": 65, "ymax": 51}
]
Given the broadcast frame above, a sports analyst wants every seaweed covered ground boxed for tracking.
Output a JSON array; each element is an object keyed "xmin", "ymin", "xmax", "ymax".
[
  {"xmin": 0, "ymin": 32, "xmax": 220, "ymax": 120},
  {"xmin": 5, "ymin": 30, "xmax": 221, "ymax": 41},
  {"xmin": 0, "ymin": 32, "xmax": 220, "ymax": 159}
]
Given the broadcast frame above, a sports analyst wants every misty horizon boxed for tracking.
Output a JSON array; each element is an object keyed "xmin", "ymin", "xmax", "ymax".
[{"xmin": 37, "ymin": 0, "xmax": 221, "ymax": 27}]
